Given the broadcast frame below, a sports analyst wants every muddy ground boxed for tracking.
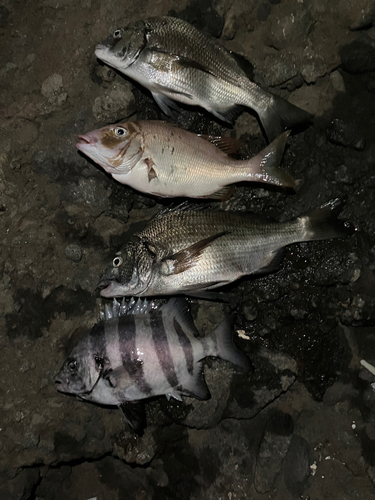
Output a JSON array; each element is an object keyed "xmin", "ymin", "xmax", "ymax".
[{"xmin": 1, "ymin": 0, "xmax": 375, "ymax": 498}]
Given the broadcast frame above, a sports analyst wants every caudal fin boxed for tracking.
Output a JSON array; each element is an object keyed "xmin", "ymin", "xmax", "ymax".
[
  {"xmin": 209, "ymin": 317, "xmax": 251, "ymax": 371},
  {"xmin": 248, "ymin": 130, "xmax": 299, "ymax": 190},
  {"xmin": 299, "ymin": 198, "xmax": 355, "ymax": 242},
  {"xmin": 258, "ymin": 94, "xmax": 312, "ymax": 143}
]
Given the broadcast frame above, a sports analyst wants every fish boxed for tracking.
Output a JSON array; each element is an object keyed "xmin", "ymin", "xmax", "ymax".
[
  {"xmin": 98, "ymin": 199, "xmax": 353, "ymax": 299},
  {"xmin": 55, "ymin": 297, "xmax": 250, "ymax": 433},
  {"xmin": 94, "ymin": 16, "xmax": 312, "ymax": 142},
  {"xmin": 76, "ymin": 120, "xmax": 297, "ymax": 200}
]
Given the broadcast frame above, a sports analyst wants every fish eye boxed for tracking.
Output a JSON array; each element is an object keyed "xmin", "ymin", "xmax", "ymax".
[
  {"xmin": 113, "ymin": 29, "xmax": 122, "ymax": 39},
  {"xmin": 95, "ymin": 356, "xmax": 104, "ymax": 369},
  {"xmin": 113, "ymin": 256, "xmax": 123, "ymax": 267},
  {"xmin": 68, "ymin": 360, "xmax": 77, "ymax": 371},
  {"xmin": 114, "ymin": 127, "xmax": 126, "ymax": 137}
]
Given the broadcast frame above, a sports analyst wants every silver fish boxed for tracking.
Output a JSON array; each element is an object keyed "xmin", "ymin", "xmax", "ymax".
[
  {"xmin": 76, "ymin": 121, "xmax": 296, "ymax": 200},
  {"xmin": 55, "ymin": 298, "xmax": 250, "ymax": 432},
  {"xmin": 95, "ymin": 16, "xmax": 312, "ymax": 142},
  {"xmin": 98, "ymin": 200, "xmax": 353, "ymax": 298}
]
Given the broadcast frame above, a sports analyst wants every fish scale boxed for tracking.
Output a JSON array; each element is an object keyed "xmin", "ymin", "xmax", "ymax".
[
  {"xmin": 95, "ymin": 16, "xmax": 312, "ymax": 141},
  {"xmin": 98, "ymin": 201, "xmax": 353, "ymax": 298},
  {"xmin": 76, "ymin": 120, "xmax": 296, "ymax": 200}
]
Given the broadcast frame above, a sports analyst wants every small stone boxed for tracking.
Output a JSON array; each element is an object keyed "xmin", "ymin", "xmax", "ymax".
[
  {"xmin": 41, "ymin": 74, "xmax": 63, "ymax": 98},
  {"xmin": 65, "ymin": 244, "xmax": 82, "ymax": 263}
]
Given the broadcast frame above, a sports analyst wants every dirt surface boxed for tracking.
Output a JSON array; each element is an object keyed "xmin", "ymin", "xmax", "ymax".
[{"xmin": 1, "ymin": 0, "xmax": 375, "ymax": 498}]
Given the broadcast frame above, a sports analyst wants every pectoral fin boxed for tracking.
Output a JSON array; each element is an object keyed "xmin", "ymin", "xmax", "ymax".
[
  {"xmin": 119, "ymin": 401, "xmax": 147, "ymax": 436},
  {"xmin": 162, "ymin": 231, "xmax": 230, "ymax": 275}
]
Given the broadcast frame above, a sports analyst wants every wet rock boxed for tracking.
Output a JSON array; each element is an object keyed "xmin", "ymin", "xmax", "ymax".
[
  {"xmin": 254, "ymin": 410, "xmax": 294, "ymax": 494},
  {"xmin": 65, "ymin": 243, "xmax": 82, "ymax": 263},
  {"xmin": 340, "ymin": 32, "xmax": 375, "ymax": 73},
  {"xmin": 341, "ymin": 294, "xmax": 375, "ymax": 326},
  {"xmin": 283, "ymin": 434, "xmax": 310, "ymax": 497},
  {"xmin": 326, "ymin": 118, "xmax": 365, "ymax": 150},
  {"xmin": 113, "ymin": 429, "xmax": 157, "ymax": 465}
]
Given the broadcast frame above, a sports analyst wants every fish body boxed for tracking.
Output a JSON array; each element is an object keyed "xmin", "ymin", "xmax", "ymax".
[
  {"xmin": 98, "ymin": 200, "xmax": 353, "ymax": 298},
  {"xmin": 55, "ymin": 298, "xmax": 249, "ymax": 410},
  {"xmin": 95, "ymin": 16, "xmax": 312, "ymax": 142},
  {"xmin": 76, "ymin": 120, "xmax": 296, "ymax": 199}
]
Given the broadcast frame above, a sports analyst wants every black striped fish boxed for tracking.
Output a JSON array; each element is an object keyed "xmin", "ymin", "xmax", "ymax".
[{"xmin": 55, "ymin": 298, "xmax": 250, "ymax": 433}]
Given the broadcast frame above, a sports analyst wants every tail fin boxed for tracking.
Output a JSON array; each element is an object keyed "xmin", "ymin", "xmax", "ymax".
[
  {"xmin": 209, "ymin": 317, "xmax": 251, "ymax": 371},
  {"xmin": 258, "ymin": 94, "xmax": 312, "ymax": 143},
  {"xmin": 299, "ymin": 198, "xmax": 355, "ymax": 242},
  {"xmin": 248, "ymin": 130, "xmax": 299, "ymax": 190}
]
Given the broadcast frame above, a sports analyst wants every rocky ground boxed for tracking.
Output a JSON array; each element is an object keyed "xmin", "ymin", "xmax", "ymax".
[{"xmin": 1, "ymin": 0, "xmax": 375, "ymax": 498}]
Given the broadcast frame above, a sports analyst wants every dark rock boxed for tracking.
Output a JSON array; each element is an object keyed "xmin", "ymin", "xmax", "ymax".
[
  {"xmin": 0, "ymin": 468, "xmax": 40, "ymax": 500},
  {"xmin": 35, "ymin": 456, "xmax": 153, "ymax": 499},
  {"xmin": 340, "ymin": 33, "xmax": 375, "ymax": 73},
  {"xmin": 283, "ymin": 434, "xmax": 311, "ymax": 498},
  {"xmin": 254, "ymin": 411, "xmax": 294, "ymax": 493},
  {"xmin": 257, "ymin": 2, "xmax": 272, "ymax": 22},
  {"xmin": 323, "ymin": 381, "xmax": 359, "ymax": 406},
  {"xmin": 326, "ymin": 118, "xmax": 365, "ymax": 150}
]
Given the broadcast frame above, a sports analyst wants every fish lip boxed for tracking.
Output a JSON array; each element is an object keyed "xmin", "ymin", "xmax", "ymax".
[
  {"xmin": 76, "ymin": 134, "xmax": 94, "ymax": 152},
  {"xmin": 98, "ymin": 280, "xmax": 119, "ymax": 298},
  {"xmin": 78, "ymin": 134, "xmax": 90, "ymax": 144}
]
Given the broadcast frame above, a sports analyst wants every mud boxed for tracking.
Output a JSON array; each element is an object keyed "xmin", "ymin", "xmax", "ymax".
[{"xmin": 1, "ymin": 0, "xmax": 375, "ymax": 498}]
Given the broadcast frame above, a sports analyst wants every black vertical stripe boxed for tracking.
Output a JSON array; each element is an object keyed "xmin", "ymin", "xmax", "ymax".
[
  {"xmin": 89, "ymin": 323, "xmax": 107, "ymax": 361},
  {"xmin": 118, "ymin": 316, "xmax": 153, "ymax": 396},
  {"xmin": 150, "ymin": 311, "xmax": 179, "ymax": 388},
  {"xmin": 173, "ymin": 318, "xmax": 194, "ymax": 375}
]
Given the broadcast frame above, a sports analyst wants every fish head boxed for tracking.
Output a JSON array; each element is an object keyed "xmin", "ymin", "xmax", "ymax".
[
  {"xmin": 76, "ymin": 122, "xmax": 143, "ymax": 174},
  {"xmin": 95, "ymin": 23, "xmax": 146, "ymax": 72},
  {"xmin": 54, "ymin": 341, "xmax": 101, "ymax": 397},
  {"xmin": 98, "ymin": 240, "xmax": 155, "ymax": 298}
]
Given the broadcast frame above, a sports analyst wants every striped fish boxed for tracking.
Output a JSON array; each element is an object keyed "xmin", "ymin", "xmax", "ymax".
[{"xmin": 55, "ymin": 298, "xmax": 250, "ymax": 433}]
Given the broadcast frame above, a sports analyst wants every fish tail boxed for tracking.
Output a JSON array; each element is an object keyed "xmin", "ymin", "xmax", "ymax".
[
  {"xmin": 256, "ymin": 93, "xmax": 312, "ymax": 143},
  {"xmin": 246, "ymin": 130, "xmax": 299, "ymax": 190},
  {"xmin": 298, "ymin": 198, "xmax": 355, "ymax": 242},
  {"xmin": 208, "ymin": 317, "xmax": 251, "ymax": 371}
]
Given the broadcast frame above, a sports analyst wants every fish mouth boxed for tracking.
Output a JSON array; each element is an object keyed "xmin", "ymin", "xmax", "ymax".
[
  {"xmin": 55, "ymin": 377, "xmax": 70, "ymax": 394},
  {"xmin": 98, "ymin": 279, "xmax": 119, "ymax": 298},
  {"xmin": 76, "ymin": 134, "xmax": 92, "ymax": 151}
]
